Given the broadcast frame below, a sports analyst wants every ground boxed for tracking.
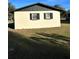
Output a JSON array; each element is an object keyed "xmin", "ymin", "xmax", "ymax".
[{"xmin": 8, "ymin": 23, "xmax": 70, "ymax": 59}]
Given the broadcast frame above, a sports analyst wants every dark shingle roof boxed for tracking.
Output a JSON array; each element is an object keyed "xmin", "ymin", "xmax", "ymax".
[{"xmin": 14, "ymin": 3, "xmax": 63, "ymax": 11}]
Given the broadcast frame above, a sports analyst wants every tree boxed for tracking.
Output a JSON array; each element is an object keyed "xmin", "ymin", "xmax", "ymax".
[
  {"xmin": 67, "ymin": 10, "xmax": 70, "ymax": 16},
  {"xmin": 54, "ymin": 5, "xmax": 67, "ymax": 20},
  {"xmin": 8, "ymin": 2, "xmax": 15, "ymax": 21},
  {"xmin": 8, "ymin": 2, "xmax": 15, "ymax": 12},
  {"xmin": 66, "ymin": 10, "xmax": 70, "ymax": 22},
  {"xmin": 54, "ymin": 5, "xmax": 65, "ymax": 10}
]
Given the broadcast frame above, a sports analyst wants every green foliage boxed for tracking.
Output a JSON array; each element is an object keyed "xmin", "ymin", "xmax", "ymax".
[
  {"xmin": 66, "ymin": 10, "xmax": 70, "ymax": 22},
  {"xmin": 54, "ymin": 5, "xmax": 67, "ymax": 19},
  {"xmin": 8, "ymin": 2, "xmax": 15, "ymax": 12},
  {"xmin": 54, "ymin": 5, "xmax": 65, "ymax": 11},
  {"xmin": 8, "ymin": 2, "xmax": 15, "ymax": 21}
]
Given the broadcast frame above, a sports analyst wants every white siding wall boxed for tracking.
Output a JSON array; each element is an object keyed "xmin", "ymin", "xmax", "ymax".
[{"xmin": 14, "ymin": 11, "xmax": 61, "ymax": 29}]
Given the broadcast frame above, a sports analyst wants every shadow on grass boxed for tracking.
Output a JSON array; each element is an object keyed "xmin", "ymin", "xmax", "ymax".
[
  {"xmin": 8, "ymin": 23, "xmax": 14, "ymax": 29},
  {"xmin": 8, "ymin": 31, "xmax": 70, "ymax": 59},
  {"xmin": 61, "ymin": 20, "xmax": 70, "ymax": 24},
  {"xmin": 36, "ymin": 33, "xmax": 70, "ymax": 41}
]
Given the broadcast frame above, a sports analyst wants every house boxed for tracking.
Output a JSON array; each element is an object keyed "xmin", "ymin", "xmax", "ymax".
[{"xmin": 14, "ymin": 3, "xmax": 62, "ymax": 29}]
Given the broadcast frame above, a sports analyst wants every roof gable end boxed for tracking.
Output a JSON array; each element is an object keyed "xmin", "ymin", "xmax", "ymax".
[{"xmin": 15, "ymin": 3, "xmax": 63, "ymax": 11}]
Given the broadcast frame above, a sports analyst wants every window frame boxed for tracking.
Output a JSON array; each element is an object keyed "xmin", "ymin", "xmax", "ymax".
[
  {"xmin": 44, "ymin": 13, "xmax": 53, "ymax": 20},
  {"xmin": 30, "ymin": 13, "xmax": 40, "ymax": 20}
]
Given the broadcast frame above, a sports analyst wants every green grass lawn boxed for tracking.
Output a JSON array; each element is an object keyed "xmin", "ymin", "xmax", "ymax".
[
  {"xmin": 11, "ymin": 23, "xmax": 70, "ymax": 37},
  {"xmin": 8, "ymin": 23, "xmax": 70, "ymax": 59}
]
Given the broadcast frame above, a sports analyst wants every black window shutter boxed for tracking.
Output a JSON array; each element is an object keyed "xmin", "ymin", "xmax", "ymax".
[
  {"xmin": 44, "ymin": 13, "xmax": 46, "ymax": 19},
  {"xmin": 37, "ymin": 14, "xmax": 39, "ymax": 19},
  {"xmin": 30, "ymin": 14, "xmax": 32, "ymax": 20},
  {"xmin": 50, "ymin": 13, "xmax": 53, "ymax": 19}
]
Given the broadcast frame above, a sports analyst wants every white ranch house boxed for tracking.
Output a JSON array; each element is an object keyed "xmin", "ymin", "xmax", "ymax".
[{"xmin": 14, "ymin": 3, "xmax": 62, "ymax": 29}]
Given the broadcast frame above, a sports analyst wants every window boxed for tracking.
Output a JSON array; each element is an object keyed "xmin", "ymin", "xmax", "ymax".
[
  {"xmin": 30, "ymin": 13, "xmax": 40, "ymax": 20},
  {"xmin": 44, "ymin": 13, "xmax": 53, "ymax": 19}
]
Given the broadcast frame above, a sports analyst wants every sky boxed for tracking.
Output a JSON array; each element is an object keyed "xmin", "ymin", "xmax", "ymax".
[{"xmin": 9, "ymin": 0, "xmax": 70, "ymax": 10}]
